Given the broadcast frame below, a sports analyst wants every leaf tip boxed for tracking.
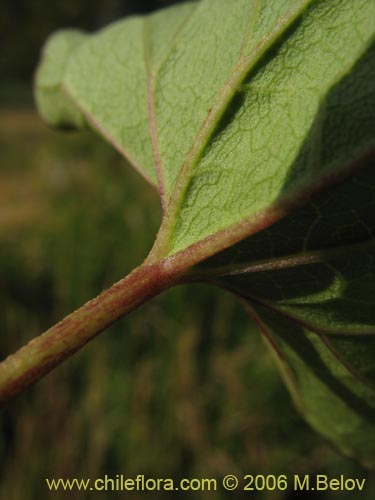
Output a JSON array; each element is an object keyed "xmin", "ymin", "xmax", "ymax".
[{"xmin": 34, "ymin": 29, "xmax": 88, "ymax": 130}]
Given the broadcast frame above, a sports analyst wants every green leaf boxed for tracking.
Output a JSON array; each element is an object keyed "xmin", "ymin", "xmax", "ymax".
[
  {"xmin": 34, "ymin": 0, "xmax": 375, "ymax": 464},
  {"xmin": 198, "ymin": 158, "xmax": 375, "ymax": 466},
  {"xmin": 243, "ymin": 302, "xmax": 375, "ymax": 467},
  {"xmin": 197, "ymin": 159, "xmax": 375, "ymax": 336},
  {"xmin": 35, "ymin": 30, "xmax": 87, "ymax": 130}
]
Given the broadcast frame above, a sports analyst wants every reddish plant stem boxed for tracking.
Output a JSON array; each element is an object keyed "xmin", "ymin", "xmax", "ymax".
[{"xmin": 0, "ymin": 260, "xmax": 179, "ymax": 403}]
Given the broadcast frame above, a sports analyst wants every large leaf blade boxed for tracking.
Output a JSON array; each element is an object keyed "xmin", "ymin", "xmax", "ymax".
[
  {"xmin": 34, "ymin": 0, "xmax": 375, "ymax": 464},
  {"xmin": 195, "ymin": 159, "xmax": 375, "ymax": 462},
  {"xmin": 166, "ymin": 0, "xmax": 375, "ymax": 253},
  {"xmin": 36, "ymin": 1, "xmax": 375, "ymax": 251},
  {"xmin": 196, "ymin": 159, "xmax": 375, "ymax": 335}
]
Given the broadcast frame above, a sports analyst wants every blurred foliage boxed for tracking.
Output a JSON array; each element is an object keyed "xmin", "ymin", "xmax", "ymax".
[{"xmin": 0, "ymin": 111, "xmax": 374, "ymax": 499}]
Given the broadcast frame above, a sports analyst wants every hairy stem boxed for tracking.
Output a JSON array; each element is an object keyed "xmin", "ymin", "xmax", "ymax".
[{"xmin": 0, "ymin": 260, "xmax": 179, "ymax": 403}]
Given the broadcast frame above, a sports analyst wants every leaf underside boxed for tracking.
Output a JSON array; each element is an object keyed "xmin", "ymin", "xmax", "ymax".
[
  {"xmin": 35, "ymin": 0, "xmax": 375, "ymax": 465},
  {"xmin": 203, "ymin": 157, "xmax": 375, "ymax": 466}
]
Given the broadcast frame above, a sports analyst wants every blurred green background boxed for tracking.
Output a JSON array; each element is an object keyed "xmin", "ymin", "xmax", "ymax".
[{"xmin": 0, "ymin": 1, "xmax": 373, "ymax": 499}]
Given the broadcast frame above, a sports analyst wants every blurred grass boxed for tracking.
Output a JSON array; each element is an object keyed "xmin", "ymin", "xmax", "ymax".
[{"xmin": 0, "ymin": 109, "xmax": 373, "ymax": 500}]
